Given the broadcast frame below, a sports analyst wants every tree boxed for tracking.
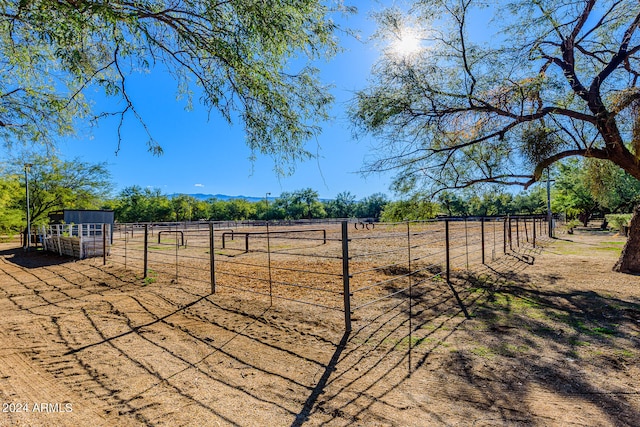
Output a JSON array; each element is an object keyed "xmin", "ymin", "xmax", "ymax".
[
  {"xmin": 112, "ymin": 186, "xmax": 172, "ymax": 222},
  {"xmin": 380, "ymin": 197, "xmax": 437, "ymax": 222},
  {"xmin": 5, "ymin": 154, "xmax": 111, "ymax": 227},
  {"xmin": 170, "ymin": 194, "xmax": 200, "ymax": 222},
  {"xmin": 354, "ymin": 192, "xmax": 389, "ymax": 220},
  {"xmin": 223, "ymin": 199, "xmax": 256, "ymax": 221},
  {"xmin": 437, "ymin": 191, "xmax": 470, "ymax": 217},
  {"xmin": 324, "ymin": 191, "xmax": 357, "ymax": 218},
  {"xmin": 192, "ymin": 199, "xmax": 210, "ymax": 221},
  {"xmin": 0, "ymin": 173, "xmax": 23, "ymax": 235},
  {"xmin": 206, "ymin": 198, "xmax": 228, "ymax": 221},
  {"xmin": 272, "ymin": 192, "xmax": 298, "ymax": 219},
  {"xmin": 552, "ymin": 160, "xmax": 599, "ymax": 225},
  {"xmin": 585, "ymin": 159, "xmax": 640, "ymax": 214},
  {"xmin": 351, "ymin": 0, "xmax": 640, "ymax": 272},
  {"xmin": 292, "ymin": 188, "xmax": 325, "ymax": 219},
  {"xmin": 0, "ymin": 1, "xmax": 349, "ymax": 172},
  {"xmin": 513, "ymin": 187, "xmax": 547, "ymax": 215},
  {"xmin": 466, "ymin": 190, "xmax": 518, "ymax": 217}
]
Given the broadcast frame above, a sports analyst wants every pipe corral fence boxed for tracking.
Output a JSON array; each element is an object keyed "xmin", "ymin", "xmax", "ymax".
[{"xmin": 104, "ymin": 216, "xmax": 554, "ymax": 336}]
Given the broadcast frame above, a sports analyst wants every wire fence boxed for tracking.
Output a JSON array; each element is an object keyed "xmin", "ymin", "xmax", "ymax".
[{"xmin": 104, "ymin": 216, "xmax": 554, "ymax": 333}]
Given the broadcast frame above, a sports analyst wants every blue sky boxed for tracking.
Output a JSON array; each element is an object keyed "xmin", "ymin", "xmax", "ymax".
[{"xmin": 55, "ymin": 4, "xmax": 393, "ymax": 201}]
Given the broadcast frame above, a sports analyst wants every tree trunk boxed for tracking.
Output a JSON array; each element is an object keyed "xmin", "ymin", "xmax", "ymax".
[
  {"xmin": 579, "ymin": 212, "xmax": 589, "ymax": 227},
  {"xmin": 613, "ymin": 204, "xmax": 640, "ymax": 274}
]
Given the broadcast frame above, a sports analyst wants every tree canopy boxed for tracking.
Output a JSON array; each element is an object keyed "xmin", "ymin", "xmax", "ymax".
[
  {"xmin": 0, "ymin": 171, "xmax": 22, "ymax": 235},
  {"xmin": 351, "ymin": 0, "xmax": 640, "ymax": 272},
  {"xmin": 552, "ymin": 160, "xmax": 599, "ymax": 225},
  {"xmin": 3, "ymin": 154, "xmax": 111, "ymax": 228},
  {"xmin": 0, "ymin": 0, "xmax": 349, "ymax": 172},
  {"xmin": 352, "ymin": 0, "xmax": 640, "ymax": 192}
]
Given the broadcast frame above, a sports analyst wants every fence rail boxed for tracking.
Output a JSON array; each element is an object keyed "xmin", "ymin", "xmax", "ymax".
[{"xmin": 104, "ymin": 216, "xmax": 554, "ymax": 334}]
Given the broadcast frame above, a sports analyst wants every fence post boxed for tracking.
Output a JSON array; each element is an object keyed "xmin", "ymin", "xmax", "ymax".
[
  {"xmin": 267, "ymin": 222, "xmax": 273, "ymax": 307},
  {"xmin": 143, "ymin": 224, "xmax": 149, "ymax": 279},
  {"xmin": 503, "ymin": 218, "xmax": 507, "ymax": 254},
  {"xmin": 406, "ymin": 221, "xmax": 412, "ymax": 375},
  {"xmin": 77, "ymin": 225, "xmax": 83, "ymax": 259},
  {"xmin": 445, "ymin": 220, "xmax": 451, "ymax": 284},
  {"xmin": 533, "ymin": 217, "xmax": 537, "ymax": 248},
  {"xmin": 341, "ymin": 221, "xmax": 352, "ymax": 333},
  {"xmin": 515, "ymin": 217, "xmax": 520, "ymax": 247},
  {"xmin": 103, "ymin": 223, "xmax": 107, "ymax": 266},
  {"xmin": 209, "ymin": 223, "xmax": 216, "ymax": 294},
  {"xmin": 481, "ymin": 218, "xmax": 485, "ymax": 265},
  {"xmin": 464, "ymin": 218, "xmax": 469, "ymax": 269},
  {"xmin": 175, "ymin": 225, "xmax": 179, "ymax": 282},
  {"xmin": 445, "ymin": 220, "xmax": 470, "ymax": 319},
  {"xmin": 124, "ymin": 225, "xmax": 128, "ymax": 270},
  {"xmin": 57, "ymin": 224, "xmax": 62, "ymax": 256}
]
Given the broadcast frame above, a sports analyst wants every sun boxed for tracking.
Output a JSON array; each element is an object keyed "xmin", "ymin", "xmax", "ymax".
[{"xmin": 390, "ymin": 28, "xmax": 422, "ymax": 57}]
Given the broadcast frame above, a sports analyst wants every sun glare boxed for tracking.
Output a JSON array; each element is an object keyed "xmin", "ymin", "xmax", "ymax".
[{"xmin": 391, "ymin": 28, "xmax": 422, "ymax": 57}]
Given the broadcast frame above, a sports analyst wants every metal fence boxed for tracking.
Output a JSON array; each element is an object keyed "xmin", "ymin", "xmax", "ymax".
[{"xmin": 106, "ymin": 216, "xmax": 553, "ymax": 334}]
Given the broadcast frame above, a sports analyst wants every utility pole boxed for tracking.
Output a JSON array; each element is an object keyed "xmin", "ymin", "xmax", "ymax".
[
  {"xmin": 547, "ymin": 168, "xmax": 553, "ymax": 238},
  {"xmin": 265, "ymin": 192, "xmax": 271, "ymax": 221},
  {"xmin": 24, "ymin": 163, "xmax": 33, "ymax": 250}
]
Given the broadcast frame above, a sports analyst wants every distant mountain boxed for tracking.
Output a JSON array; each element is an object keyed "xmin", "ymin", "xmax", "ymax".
[
  {"xmin": 170, "ymin": 193, "xmax": 337, "ymax": 202},
  {"xmin": 170, "ymin": 193, "xmax": 269, "ymax": 202}
]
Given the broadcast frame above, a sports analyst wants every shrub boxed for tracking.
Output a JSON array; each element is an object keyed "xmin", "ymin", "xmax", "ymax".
[{"xmin": 605, "ymin": 214, "xmax": 632, "ymax": 235}]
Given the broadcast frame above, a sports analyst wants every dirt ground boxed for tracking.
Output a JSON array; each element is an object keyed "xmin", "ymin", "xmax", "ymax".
[{"xmin": 0, "ymin": 228, "xmax": 639, "ymax": 426}]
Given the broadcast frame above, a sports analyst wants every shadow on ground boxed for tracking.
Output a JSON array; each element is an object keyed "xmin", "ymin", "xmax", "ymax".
[
  {"xmin": 1, "ymin": 239, "xmax": 639, "ymax": 426},
  {"xmin": 0, "ymin": 247, "xmax": 76, "ymax": 268},
  {"xmin": 289, "ymin": 242, "xmax": 640, "ymax": 425}
]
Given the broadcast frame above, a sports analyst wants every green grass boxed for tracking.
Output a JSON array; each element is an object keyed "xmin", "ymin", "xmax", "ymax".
[
  {"xmin": 550, "ymin": 239, "xmax": 625, "ymax": 255},
  {"xmin": 470, "ymin": 346, "xmax": 496, "ymax": 358},
  {"xmin": 588, "ymin": 326, "xmax": 617, "ymax": 336},
  {"xmin": 569, "ymin": 338, "xmax": 591, "ymax": 346},
  {"xmin": 392, "ymin": 336, "xmax": 434, "ymax": 349},
  {"xmin": 615, "ymin": 349, "xmax": 635, "ymax": 358},
  {"xmin": 597, "ymin": 245, "xmax": 624, "ymax": 253},
  {"xmin": 148, "ymin": 244, "xmax": 179, "ymax": 251},
  {"xmin": 484, "ymin": 292, "xmax": 542, "ymax": 313},
  {"xmin": 140, "ymin": 269, "xmax": 158, "ymax": 285},
  {"xmin": 497, "ymin": 343, "xmax": 530, "ymax": 356},
  {"xmin": 549, "ymin": 312, "xmax": 618, "ymax": 337}
]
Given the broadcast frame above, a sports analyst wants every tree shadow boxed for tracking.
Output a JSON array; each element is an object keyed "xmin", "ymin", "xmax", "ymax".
[
  {"xmin": 4, "ymin": 240, "xmax": 640, "ymax": 426},
  {"xmin": 433, "ymin": 266, "xmax": 640, "ymax": 426},
  {"xmin": 289, "ymin": 245, "xmax": 640, "ymax": 425},
  {"xmin": 1, "ymin": 247, "xmax": 348, "ymax": 425},
  {"xmin": 0, "ymin": 247, "xmax": 76, "ymax": 268}
]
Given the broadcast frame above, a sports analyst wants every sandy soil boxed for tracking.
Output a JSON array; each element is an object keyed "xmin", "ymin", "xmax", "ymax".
[{"xmin": 0, "ymin": 228, "xmax": 639, "ymax": 426}]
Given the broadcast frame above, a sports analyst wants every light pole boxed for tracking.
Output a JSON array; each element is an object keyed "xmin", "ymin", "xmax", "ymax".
[
  {"xmin": 24, "ymin": 163, "xmax": 33, "ymax": 250},
  {"xmin": 547, "ymin": 168, "xmax": 553, "ymax": 238}
]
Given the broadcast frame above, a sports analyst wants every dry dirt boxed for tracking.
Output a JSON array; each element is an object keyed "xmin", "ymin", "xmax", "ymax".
[{"xmin": 0, "ymin": 228, "xmax": 639, "ymax": 426}]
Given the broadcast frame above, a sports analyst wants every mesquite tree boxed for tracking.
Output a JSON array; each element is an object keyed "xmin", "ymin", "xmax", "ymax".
[
  {"xmin": 6, "ymin": 154, "xmax": 112, "ymax": 226},
  {"xmin": 351, "ymin": 0, "xmax": 640, "ymax": 272},
  {"xmin": 0, "ymin": 0, "xmax": 349, "ymax": 173}
]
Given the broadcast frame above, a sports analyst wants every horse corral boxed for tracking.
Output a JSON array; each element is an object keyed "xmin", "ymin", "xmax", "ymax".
[
  {"xmin": 2, "ymin": 220, "xmax": 640, "ymax": 426},
  {"xmin": 109, "ymin": 217, "xmax": 550, "ymax": 334}
]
